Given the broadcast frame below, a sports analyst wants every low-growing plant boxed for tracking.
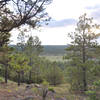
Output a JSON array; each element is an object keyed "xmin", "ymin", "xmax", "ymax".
[
  {"xmin": 85, "ymin": 90, "xmax": 98, "ymax": 100},
  {"xmin": 0, "ymin": 77, "xmax": 4, "ymax": 82},
  {"xmin": 48, "ymin": 87, "xmax": 55, "ymax": 93}
]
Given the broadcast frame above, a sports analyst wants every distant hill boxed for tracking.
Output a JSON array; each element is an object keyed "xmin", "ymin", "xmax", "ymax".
[
  {"xmin": 10, "ymin": 45, "xmax": 67, "ymax": 56},
  {"xmin": 41, "ymin": 45, "xmax": 67, "ymax": 56}
]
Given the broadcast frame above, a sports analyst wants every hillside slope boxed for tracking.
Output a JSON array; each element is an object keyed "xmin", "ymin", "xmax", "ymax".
[
  {"xmin": 41, "ymin": 45, "xmax": 67, "ymax": 56},
  {"xmin": 10, "ymin": 45, "xmax": 67, "ymax": 56}
]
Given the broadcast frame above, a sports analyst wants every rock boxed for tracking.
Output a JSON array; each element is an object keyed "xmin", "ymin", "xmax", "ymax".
[
  {"xmin": 23, "ymin": 96, "xmax": 34, "ymax": 100},
  {"xmin": 31, "ymin": 84, "xmax": 35, "ymax": 87},
  {"xmin": 34, "ymin": 84, "xmax": 41, "ymax": 88},
  {"xmin": 55, "ymin": 97, "xmax": 67, "ymax": 100},
  {"xmin": 25, "ymin": 85, "xmax": 33, "ymax": 90}
]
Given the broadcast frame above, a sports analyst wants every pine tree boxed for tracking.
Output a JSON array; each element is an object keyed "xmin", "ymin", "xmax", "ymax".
[
  {"xmin": 25, "ymin": 36, "xmax": 43, "ymax": 83},
  {"xmin": 65, "ymin": 13, "xmax": 100, "ymax": 91},
  {"xmin": 9, "ymin": 53, "xmax": 30, "ymax": 86}
]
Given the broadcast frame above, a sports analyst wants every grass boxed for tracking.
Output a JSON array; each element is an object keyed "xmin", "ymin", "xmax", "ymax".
[
  {"xmin": 50, "ymin": 83, "xmax": 88, "ymax": 100},
  {"xmin": 0, "ymin": 77, "xmax": 26, "ymax": 91},
  {"xmin": 52, "ymin": 84, "xmax": 70, "ymax": 95}
]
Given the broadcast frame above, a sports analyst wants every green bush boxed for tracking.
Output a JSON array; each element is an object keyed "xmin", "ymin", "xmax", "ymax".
[
  {"xmin": 85, "ymin": 90, "xmax": 98, "ymax": 100},
  {"xmin": 46, "ymin": 63, "xmax": 63, "ymax": 86},
  {"xmin": 48, "ymin": 87, "xmax": 55, "ymax": 92},
  {"xmin": 0, "ymin": 77, "xmax": 4, "ymax": 82},
  {"xmin": 93, "ymin": 80, "xmax": 100, "ymax": 87},
  {"xmin": 65, "ymin": 66, "xmax": 84, "ymax": 91}
]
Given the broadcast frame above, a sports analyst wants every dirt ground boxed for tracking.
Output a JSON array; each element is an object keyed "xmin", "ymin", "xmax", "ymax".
[
  {"xmin": 0, "ymin": 82, "xmax": 88, "ymax": 100},
  {"xmin": 0, "ymin": 82, "xmax": 36, "ymax": 100}
]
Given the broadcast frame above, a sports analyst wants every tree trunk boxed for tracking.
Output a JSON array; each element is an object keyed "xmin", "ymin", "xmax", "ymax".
[
  {"xmin": 21, "ymin": 71, "xmax": 24, "ymax": 83},
  {"xmin": 29, "ymin": 70, "xmax": 32, "ymax": 84},
  {"xmin": 5, "ymin": 65, "xmax": 8, "ymax": 83},
  {"xmin": 82, "ymin": 67, "xmax": 87, "ymax": 91},
  {"xmin": 29, "ymin": 57, "xmax": 32, "ymax": 84},
  {"xmin": 53, "ymin": 65, "xmax": 56, "ymax": 86},
  {"xmin": 43, "ymin": 97, "xmax": 46, "ymax": 100},
  {"xmin": 18, "ymin": 72, "xmax": 21, "ymax": 86},
  {"xmin": 82, "ymin": 35, "xmax": 87, "ymax": 91},
  {"xmin": 42, "ymin": 89, "xmax": 48, "ymax": 100}
]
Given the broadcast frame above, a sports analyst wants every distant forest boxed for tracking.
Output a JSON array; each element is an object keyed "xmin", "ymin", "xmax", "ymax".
[
  {"xmin": 41, "ymin": 45, "xmax": 67, "ymax": 55},
  {"xmin": 10, "ymin": 45, "xmax": 67, "ymax": 56}
]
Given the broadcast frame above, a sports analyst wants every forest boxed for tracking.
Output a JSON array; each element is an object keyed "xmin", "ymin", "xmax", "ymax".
[{"xmin": 0, "ymin": 0, "xmax": 100, "ymax": 100}]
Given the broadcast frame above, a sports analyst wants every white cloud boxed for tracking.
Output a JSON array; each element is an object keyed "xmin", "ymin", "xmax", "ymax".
[
  {"xmin": 11, "ymin": 0, "xmax": 100, "ymax": 45},
  {"xmin": 46, "ymin": 0, "xmax": 100, "ymax": 20},
  {"xmin": 10, "ymin": 25, "xmax": 75, "ymax": 45},
  {"xmin": 47, "ymin": 0, "xmax": 96, "ymax": 20}
]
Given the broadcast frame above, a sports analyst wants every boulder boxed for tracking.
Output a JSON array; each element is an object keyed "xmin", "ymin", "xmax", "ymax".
[
  {"xmin": 34, "ymin": 84, "xmax": 41, "ymax": 88},
  {"xmin": 25, "ymin": 85, "xmax": 33, "ymax": 90}
]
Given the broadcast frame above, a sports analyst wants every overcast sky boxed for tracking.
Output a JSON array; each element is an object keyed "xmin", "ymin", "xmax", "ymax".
[{"xmin": 10, "ymin": 0, "xmax": 100, "ymax": 45}]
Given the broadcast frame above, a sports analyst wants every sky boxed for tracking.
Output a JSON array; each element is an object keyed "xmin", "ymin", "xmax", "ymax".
[{"xmin": 10, "ymin": 0, "xmax": 100, "ymax": 45}]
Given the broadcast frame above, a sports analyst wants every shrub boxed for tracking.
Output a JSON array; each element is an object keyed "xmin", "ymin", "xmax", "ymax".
[
  {"xmin": 48, "ymin": 87, "xmax": 55, "ymax": 93},
  {"xmin": 0, "ymin": 77, "xmax": 4, "ymax": 82},
  {"xmin": 85, "ymin": 91, "xmax": 98, "ymax": 100},
  {"xmin": 46, "ymin": 63, "xmax": 63, "ymax": 86}
]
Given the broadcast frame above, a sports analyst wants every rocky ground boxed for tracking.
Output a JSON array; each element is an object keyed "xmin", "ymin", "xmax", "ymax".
[
  {"xmin": 0, "ymin": 82, "xmax": 35, "ymax": 100},
  {"xmin": 0, "ymin": 82, "xmax": 68, "ymax": 100},
  {"xmin": 0, "ymin": 82, "xmax": 88, "ymax": 100}
]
